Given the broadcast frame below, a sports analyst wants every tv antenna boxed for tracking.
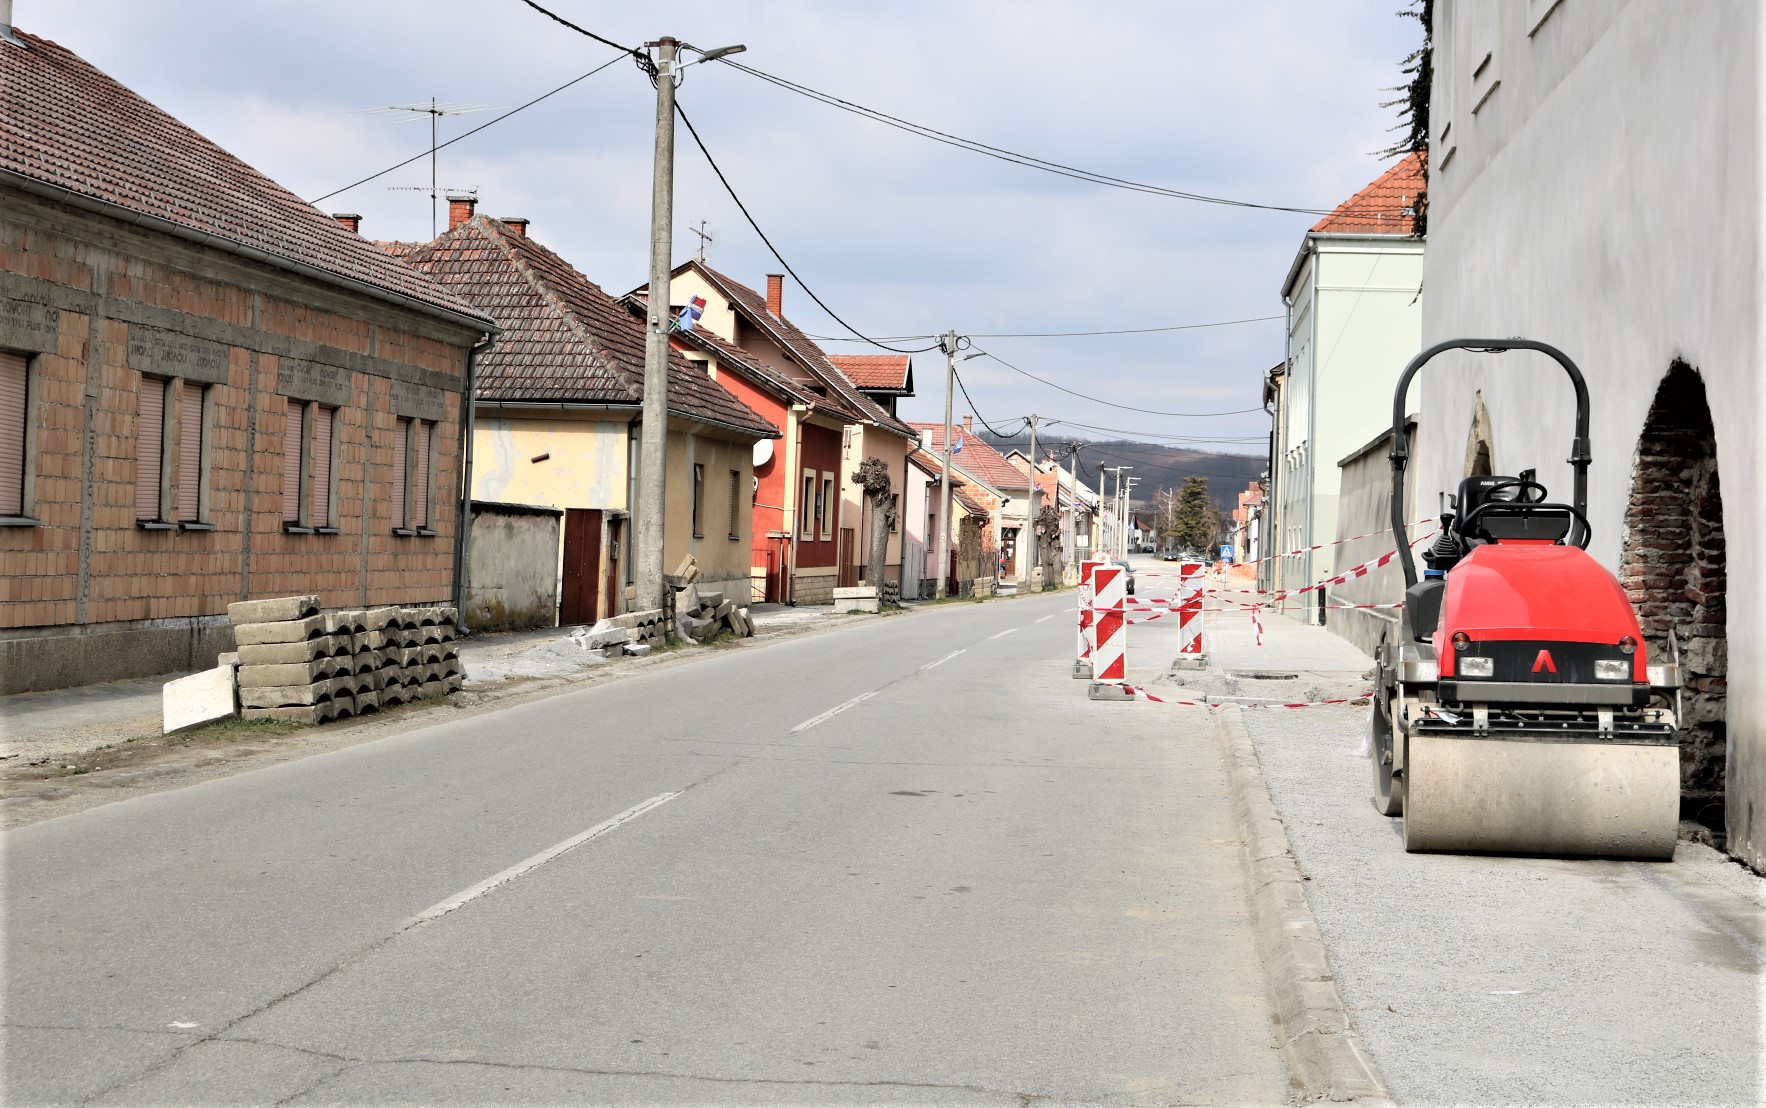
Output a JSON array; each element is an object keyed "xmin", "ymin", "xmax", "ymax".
[
  {"xmin": 353, "ymin": 98, "xmax": 494, "ymax": 236},
  {"xmin": 690, "ymin": 220, "xmax": 716, "ymax": 262}
]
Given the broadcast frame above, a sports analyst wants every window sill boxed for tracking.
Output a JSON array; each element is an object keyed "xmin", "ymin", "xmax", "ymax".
[
  {"xmin": 392, "ymin": 527, "xmax": 418, "ymax": 537},
  {"xmin": 282, "ymin": 523, "xmax": 314, "ymax": 535},
  {"xmin": 179, "ymin": 521, "xmax": 216, "ymax": 532},
  {"xmin": 0, "ymin": 516, "xmax": 40, "ymax": 528},
  {"xmin": 315, "ymin": 526, "xmax": 342, "ymax": 535},
  {"xmin": 693, "ymin": 532, "xmax": 705, "ymax": 540},
  {"xmin": 137, "ymin": 520, "xmax": 178, "ymax": 531},
  {"xmin": 415, "ymin": 527, "xmax": 437, "ymax": 538}
]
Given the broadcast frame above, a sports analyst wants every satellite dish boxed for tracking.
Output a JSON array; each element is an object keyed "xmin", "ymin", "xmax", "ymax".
[{"xmin": 752, "ymin": 439, "xmax": 774, "ymax": 467}]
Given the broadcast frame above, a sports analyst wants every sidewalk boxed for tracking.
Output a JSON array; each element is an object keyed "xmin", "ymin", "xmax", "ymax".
[
  {"xmin": 0, "ymin": 604, "xmax": 843, "ymax": 766},
  {"xmin": 1117, "ymin": 584, "xmax": 1765, "ymax": 1105}
]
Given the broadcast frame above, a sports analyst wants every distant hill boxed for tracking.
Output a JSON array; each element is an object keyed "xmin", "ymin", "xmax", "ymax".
[{"xmin": 980, "ymin": 435, "xmax": 1262, "ymax": 512}]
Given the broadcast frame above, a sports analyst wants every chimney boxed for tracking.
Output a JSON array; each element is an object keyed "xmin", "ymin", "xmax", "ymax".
[
  {"xmin": 0, "ymin": 0, "xmax": 24, "ymax": 48},
  {"xmin": 963, "ymin": 415, "xmax": 973, "ymax": 434},
  {"xmin": 765, "ymin": 274, "xmax": 784, "ymax": 317},
  {"xmin": 500, "ymin": 217, "xmax": 529, "ymax": 237},
  {"xmin": 447, "ymin": 194, "xmax": 477, "ymax": 231},
  {"xmin": 331, "ymin": 213, "xmax": 362, "ymax": 234}
]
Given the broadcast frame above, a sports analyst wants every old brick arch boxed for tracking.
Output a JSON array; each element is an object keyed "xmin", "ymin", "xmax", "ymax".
[{"xmin": 1621, "ymin": 362, "xmax": 1727, "ymax": 838}]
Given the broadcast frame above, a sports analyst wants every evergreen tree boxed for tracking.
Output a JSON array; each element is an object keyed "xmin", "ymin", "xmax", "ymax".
[{"xmin": 1166, "ymin": 476, "xmax": 1214, "ymax": 552}]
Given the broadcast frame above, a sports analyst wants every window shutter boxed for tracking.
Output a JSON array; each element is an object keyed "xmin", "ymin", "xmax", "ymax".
[
  {"xmin": 136, "ymin": 376, "xmax": 165, "ymax": 521},
  {"xmin": 0, "ymin": 351, "xmax": 26, "ymax": 516},
  {"xmin": 413, "ymin": 419, "xmax": 431, "ymax": 528},
  {"xmin": 392, "ymin": 418, "xmax": 408, "ymax": 528},
  {"xmin": 177, "ymin": 380, "xmax": 203, "ymax": 522},
  {"xmin": 282, "ymin": 401, "xmax": 302, "ymax": 523},
  {"xmin": 312, "ymin": 405, "xmax": 333, "ymax": 527}
]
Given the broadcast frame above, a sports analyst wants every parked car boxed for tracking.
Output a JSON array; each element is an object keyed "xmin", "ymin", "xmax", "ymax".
[{"xmin": 1112, "ymin": 558, "xmax": 1135, "ymax": 595}]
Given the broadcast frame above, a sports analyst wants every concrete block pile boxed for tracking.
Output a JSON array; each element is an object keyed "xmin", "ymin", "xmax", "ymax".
[
  {"xmin": 228, "ymin": 595, "xmax": 462, "ymax": 724},
  {"xmin": 664, "ymin": 555, "xmax": 755, "ymax": 643}
]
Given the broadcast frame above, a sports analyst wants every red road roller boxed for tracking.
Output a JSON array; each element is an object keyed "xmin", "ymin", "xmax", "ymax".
[{"xmin": 1369, "ymin": 339, "xmax": 1683, "ymax": 859}]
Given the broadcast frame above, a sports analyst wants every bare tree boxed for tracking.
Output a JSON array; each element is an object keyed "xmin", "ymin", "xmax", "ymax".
[{"xmin": 851, "ymin": 457, "xmax": 895, "ymax": 589}]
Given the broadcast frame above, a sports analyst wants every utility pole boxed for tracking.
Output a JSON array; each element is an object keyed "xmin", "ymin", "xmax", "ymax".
[
  {"xmin": 636, "ymin": 36, "xmax": 680, "ymax": 615},
  {"xmin": 934, "ymin": 331, "xmax": 958, "ymax": 600},
  {"xmin": 1067, "ymin": 442, "xmax": 1081, "ymax": 566},
  {"xmin": 1023, "ymin": 414, "xmax": 1039, "ymax": 592},
  {"xmin": 1097, "ymin": 464, "xmax": 1109, "ymax": 562}
]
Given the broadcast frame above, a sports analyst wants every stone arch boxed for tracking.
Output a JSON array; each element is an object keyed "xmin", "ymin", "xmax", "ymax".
[
  {"xmin": 1621, "ymin": 361, "xmax": 1727, "ymax": 838},
  {"xmin": 1463, "ymin": 391, "xmax": 1495, "ymax": 476}
]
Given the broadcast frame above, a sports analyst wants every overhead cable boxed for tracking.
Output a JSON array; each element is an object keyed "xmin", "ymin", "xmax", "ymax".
[
  {"xmin": 310, "ymin": 52, "xmax": 630, "ymax": 204},
  {"xmin": 719, "ymin": 59, "xmax": 1385, "ymax": 217},
  {"xmin": 674, "ymin": 102, "xmax": 939, "ymax": 355},
  {"xmin": 972, "ymin": 347, "xmax": 1266, "ymax": 418},
  {"xmin": 805, "ymin": 313, "xmax": 1284, "ymax": 343}
]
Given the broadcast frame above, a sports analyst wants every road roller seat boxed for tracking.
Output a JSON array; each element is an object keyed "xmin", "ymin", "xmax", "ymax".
[{"xmin": 1454, "ymin": 475, "xmax": 1582, "ymax": 545}]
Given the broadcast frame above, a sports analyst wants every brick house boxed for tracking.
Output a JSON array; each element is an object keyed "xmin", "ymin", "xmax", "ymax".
[
  {"xmin": 664, "ymin": 323, "xmax": 857, "ymax": 604},
  {"xmin": 658, "ymin": 263, "xmax": 920, "ymax": 597},
  {"xmin": 388, "ymin": 199, "xmax": 776, "ymax": 623},
  {"xmin": 0, "ymin": 29, "xmax": 495, "ymax": 692},
  {"xmin": 911, "ymin": 417, "xmax": 1033, "ymax": 580}
]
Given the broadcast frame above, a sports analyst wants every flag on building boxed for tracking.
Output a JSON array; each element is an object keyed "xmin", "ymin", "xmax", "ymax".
[{"xmin": 676, "ymin": 294, "xmax": 706, "ymax": 332}]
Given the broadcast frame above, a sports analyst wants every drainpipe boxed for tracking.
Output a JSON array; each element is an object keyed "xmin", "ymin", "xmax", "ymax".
[{"xmin": 453, "ymin": 336, "xmax": 490, "ymax": 632}]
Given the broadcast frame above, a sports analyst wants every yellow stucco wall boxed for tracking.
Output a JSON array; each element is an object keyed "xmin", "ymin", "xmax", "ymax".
[
  {"xmin": 662, "ymin": 429, "xmax": 754, "ymax": 593},
  {"xmin": 472, "ymin": 415, "xmax": 629, "ymax": 509}
]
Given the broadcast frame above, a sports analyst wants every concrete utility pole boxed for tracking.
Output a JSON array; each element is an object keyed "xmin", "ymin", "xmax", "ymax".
[
  {"xmin": 934, "ymin": 331, "xmax": 957, "ymax": 600},
  {"xmin": 1097, "ymin": 464, "xmax": 1109, "ymax": 561},
  {"xmin": 636, "ymin": 36, "xmax": 680, "ymax": 615},
  {"xmin": 1023, "ymin": 414, "xmax": 1038, "ymax": 591}
]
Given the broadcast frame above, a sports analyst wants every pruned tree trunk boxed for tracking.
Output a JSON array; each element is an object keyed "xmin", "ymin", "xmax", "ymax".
[{"xmin": 852, "ymin": 456, "xmax": 895, "ymax": 590}]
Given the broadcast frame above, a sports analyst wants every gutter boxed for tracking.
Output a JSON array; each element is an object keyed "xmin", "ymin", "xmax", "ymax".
[
  {"xmin": 0, "ymin": 169, "xmax": 498, "ymax": 337},
  {"xmin": 454, "ymin": 336, "xmax": 491, "ymax": 631},
  {"xmin": 473, "ymin": 399, "xmax": 776, "ymax": 441}
]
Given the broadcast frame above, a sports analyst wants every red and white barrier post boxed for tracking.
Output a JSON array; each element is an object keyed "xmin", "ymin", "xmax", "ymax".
[
  {"xmin": 1087, "ymin": 563, "xmax": 1133, "ymax": 701},
  {"xmin": 1173, "ymin": 560, "xmax": 1207, "ymax": 668},
  {"xmin": 1074, "ymin": 559, "xmax": 1104, "ymax": 680}
]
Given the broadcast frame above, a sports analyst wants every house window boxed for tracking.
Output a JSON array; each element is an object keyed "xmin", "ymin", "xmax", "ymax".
[
  {"xmin": 728, "ymin": 469, "xmax": 741, "ymax": 539},
  {"xmin": 692, "ymin": 462, "xmax": 705, "ymax": 538},
  {"xmin": 134, "ymin": 374, "xmax": 209, "ymax": 529},
  {"xmin": 282, "ymin": 399, "xmax": 337, "ymax": 533},
  {"xmin": 801, "ymin": 470, "xmax": 816, "ymax": 540},
  {"xmin": 889, "ymin": 492, "xmax": 899, "ymax": 533},
  {"xmin": 820, "ymin": 473, "xmax": 835, "ymax": 539},
  {"xmin": 393, "ymin": 417, "xmax": 434, "ymax": 535},
  {"xmin": 0, "ymin": 349, "xmax": 32, "ymax": 522}
]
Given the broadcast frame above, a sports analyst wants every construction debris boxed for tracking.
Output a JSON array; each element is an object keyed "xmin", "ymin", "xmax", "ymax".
[{"xmin": 664, "ymin": 556, "xmax": 756, "ymax": 644}]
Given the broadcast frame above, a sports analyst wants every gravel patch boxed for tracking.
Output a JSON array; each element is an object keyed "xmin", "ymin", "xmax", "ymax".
[{"xmin": 1243, "ymin": 703, "xmax": 1764, "ymax": 1108}]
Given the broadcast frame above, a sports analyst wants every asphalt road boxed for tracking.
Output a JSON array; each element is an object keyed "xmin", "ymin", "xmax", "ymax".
[{"xmin": 4, "ymin": 592, "xmax": 1289, "ymax": 1106}]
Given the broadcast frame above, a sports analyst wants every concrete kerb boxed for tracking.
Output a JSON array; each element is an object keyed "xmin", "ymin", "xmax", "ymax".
[{"xmin": 1213, "ymin": 704, "xmax": 1393, "ymax": 1106}]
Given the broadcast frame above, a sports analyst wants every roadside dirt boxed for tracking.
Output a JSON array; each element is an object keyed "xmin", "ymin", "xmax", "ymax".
[{"xmin": 0, "ymin": 608, "xmax": 907, "ymax": 830}]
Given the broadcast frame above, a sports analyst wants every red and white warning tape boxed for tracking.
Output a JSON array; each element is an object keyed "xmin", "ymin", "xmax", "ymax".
[{"xmin": 1115, "ymin": 684, "xmax": 1372, "ymax": 709}]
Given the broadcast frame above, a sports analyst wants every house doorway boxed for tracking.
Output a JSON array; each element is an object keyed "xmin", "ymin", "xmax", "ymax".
[
  {"xmin": 1620, "ymin": 362, "xmax": 1727, "ymax": 839},
  {"xmin": 838, "ymin": 527, "xmax": 858, "ymax": 588},
  {"xmin": 561, "ymin": 508, "xmax": 604, "ymax": 626}
]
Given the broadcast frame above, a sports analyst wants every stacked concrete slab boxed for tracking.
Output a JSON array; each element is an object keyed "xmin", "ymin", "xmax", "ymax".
[
  {"xmin": 229, "ymin": 596, "xmax": 461, "ymax": 724},
  {"xmin": 665, "ymin": 555, "xmax": 756, "ymax": 643}
]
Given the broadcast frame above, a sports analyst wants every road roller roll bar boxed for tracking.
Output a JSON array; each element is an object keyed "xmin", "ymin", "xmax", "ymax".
[{"xmin": 1388, "ymin": 338, "xmax": 1592, "ymax": 588}]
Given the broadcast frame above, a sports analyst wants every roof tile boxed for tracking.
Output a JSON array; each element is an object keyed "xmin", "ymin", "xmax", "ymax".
[
  {"xmin": 1310, "ymin": 151, "xmax": 1425, "ymax": 235},
  {"xmin": 1, "ymin": 30, "xmax": 487, "ymax": 324}
]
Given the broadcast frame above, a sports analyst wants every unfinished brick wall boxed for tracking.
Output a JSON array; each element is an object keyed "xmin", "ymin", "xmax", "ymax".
[{"xmin": 1621, "ymin": 361, "xmax": 1727, "ymax": 834}]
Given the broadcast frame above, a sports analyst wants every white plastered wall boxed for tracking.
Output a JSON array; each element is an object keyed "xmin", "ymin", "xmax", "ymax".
[{"xmin": 1421, "ymin": 0, "xmax": 1765, "ymax": 868}]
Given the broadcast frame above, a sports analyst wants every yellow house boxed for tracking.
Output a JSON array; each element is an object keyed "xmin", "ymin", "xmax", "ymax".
[
  {"xmin": 396, "ymin": 202, "xmax": 776, "ymax": 624},
  {"xmin": 658, "ymin": 263, "xmax": 919, "ymax": 590}
]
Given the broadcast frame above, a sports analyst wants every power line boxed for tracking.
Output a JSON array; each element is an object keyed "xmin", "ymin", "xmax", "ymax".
[
  {"xmin": 718, "ymin": 59, "xmax": 1369, "ymax": 216},
  {"xmin": 514, "ymin": 0, "xmax": 645, "ymax": 59},
  {"xmin": 674, "ymin": 102, "xmax": 939, "ymax": 356},
  {"xmin": 1043, "ymin": 416, "xmax": 1266, "ymax": 443},
  {"xmin": 951, "ymin": 364, "xmax": 1025, "ymax": 438},
  {"xmin": 805, "ymin": 313, "xmax": 1284, "ymax": 343},
  {"xmin": 309, "ymin": 53, "xmax": 629, "ymax": 205},
  {"xmin": 971, "ymin": 347, "xmax": 1266, "ymax": 418}
]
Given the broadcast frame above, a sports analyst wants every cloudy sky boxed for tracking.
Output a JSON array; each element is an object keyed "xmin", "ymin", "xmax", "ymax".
[{"xmin": 24, "ymin": 1, "xmax": 1419, "ymax": 457}]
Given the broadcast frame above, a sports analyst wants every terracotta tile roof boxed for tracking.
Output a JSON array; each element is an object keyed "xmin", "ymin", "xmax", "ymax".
[
  {"xmin": 951, "ymin": 485, "xmax": 990, "ymax": 518},
  {"xmin": 685, "ymin": 263, "xmax": 917, "ymax": 439},
  {"xmin": 1310, "ymin": 152, "xmax": 1425, "ymax": 235},
  {"xmin": 829, "ymin": 354, "xmax": 912, "ymax": 394},
  {"xmin": 666, "ymin": 322, "xmax": 826, "ymax": 413},
  {"xmin": 0, "ymin": 31, "xmax": 488, "ymax": 326},
  {"xmin": 400, "ymin": 218, "xmax": 774, "ymax": 438},
  {"xmin": 909, "ymin": 422, "xmax": 1030, "ymax": 493}
]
